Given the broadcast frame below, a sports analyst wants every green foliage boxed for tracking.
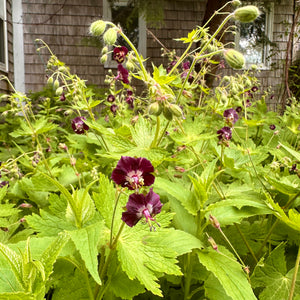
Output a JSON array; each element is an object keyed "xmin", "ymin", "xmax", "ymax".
[{"xmin": 0, "ymin": 3, "xmax": 299, "ymax": 299}]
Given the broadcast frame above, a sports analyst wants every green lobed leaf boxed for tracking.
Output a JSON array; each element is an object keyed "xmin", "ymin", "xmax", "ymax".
[
  {"xmin": 251, "ymin": 243, "xmax": 300, "ymax": 300},
  {"xmin": 0, "ymin": 204, "xmax": 19, "ymax": 217},
  {"xmin": 117, "ymin": 225, "xmax": 183, "ymax": 296},
  {"xmin": 0, "ymin": 243, "xmax": 25, "ymax": 290},
  {"xmin": 198, "ymin": 248, "xmax": 257, "ymax": 300},
  {"xmin": 0, "ymin": 292, "xmax": 35, "ymax": 300},
  {"xmin": 130, "ymin": 117, "xmax": 155, "ymax": 148},
  {"xmin": 68, "ymin": 221, "xmax": 106, "ymax": 285}
]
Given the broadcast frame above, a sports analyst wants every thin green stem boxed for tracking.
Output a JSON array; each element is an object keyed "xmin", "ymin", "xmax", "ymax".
[
  {"xmin": 83, "ymin": 266, "xmax": 95, "ymax": 300},
  {"xmin": 110, "ymin": 190, "xmax": 122, "ymax": 248},
  {"xmin": 288, "ymin": 245, "xmax": 300, "ymax": 300},
  {"xmin": 156, "ymin": 120, "xmax": 171, "ymax": 147},
  {"xmin": 234, "ymin": 223, "xmax": 258, "ymax": 263},
  {"xmin": 183, "ymin": 252, "xmax": 193, "ymax": 300},
  {"xmin": 150, "ymin": 116, "xmax": 161, "ymax": 148}
]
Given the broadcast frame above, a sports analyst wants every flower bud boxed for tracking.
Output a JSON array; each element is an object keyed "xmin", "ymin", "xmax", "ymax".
[
  {"xmin": 100, "ymin": 54, "xmax": 108, "ymax": 64},
  {"xmin": 102, "ymin": 46, "xmax": 108, "ymax": 54},
  {"xmin": 233, "ymin": 5, "xmax": 260, "ymax": 23},
  {"xmin": 231, "ymin": 0, "xmax": 241, "ymax": 7},
  {"xmin": 169, "ymin": 104, "xmax": 182, "ymax": 117},
  {"xmin": 148, "ymin": 102, "xmax": 162, "ymax": 116},
  {"xmin": 47, "ymin": 77, "xmax": 53, "ymax": 86},
  {"xmin": 103, "ymin": 28, "xmax": 117, "ymax": 45},
  {"xmin": 55, "ymin": 87, "xmax": 64, "ymax": 96},
  {"xmin": 126, "ymin": 60, "xmax": 135, "ymax": 71},
  {"xmin": 163, "ymin": 105, "xmax": 173, "ymax": 121},
  {"xmin": 223, "ymin": 49, "xmax": 245, "ymax": 69},
  {"xmin": 53, "ymin": 79, "xmax": 60, "ymax": 90},
  {"xmin": 208, "ymin": 236, "xmax": 218, "ymax": 251},
  {"xmin": 90, "ymin": 20, "xmax": 107, "ymax": 36}
]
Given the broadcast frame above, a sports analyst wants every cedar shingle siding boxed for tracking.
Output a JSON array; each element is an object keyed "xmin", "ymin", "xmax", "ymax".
[{"xmin": 2, "ymin": 0, "xmax": 298, "ymax": 108}]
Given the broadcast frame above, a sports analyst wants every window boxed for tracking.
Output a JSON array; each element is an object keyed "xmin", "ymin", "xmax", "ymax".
[
  {"xmin": 103, "ymin": 0, "xmax": 146, "ymax": 67},
  {"xmin": 235, "ymin": 2, "xmax": 274, "ymax": 69},
  {"xmin": 0, "ymin": 0, "xmax": 8, "ymax": 72}
]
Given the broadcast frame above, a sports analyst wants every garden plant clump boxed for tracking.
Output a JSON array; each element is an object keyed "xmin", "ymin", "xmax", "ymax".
[{"xmin": 0, "ymin": 1, "xmax": 300, "ymax": 299}]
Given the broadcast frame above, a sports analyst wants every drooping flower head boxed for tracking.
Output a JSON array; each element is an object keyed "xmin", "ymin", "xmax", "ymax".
[
  {"xmin": 111, "ymin": 156, "xmax": 155, "ymax": 190},
  {"xmin": 116, "ymin": 64, "xmax": 129, "ymax": 84},
  {"xmin": 223, "ymin": 108, "xmax": 239, "ymax": 126},
  {"xmin": 71, "ymin": 116, "xmax": 89, "ymax": 134},
  {"xmin": 107, "ymin": 94, "xmax": 115, "ymax": 102},
  {"xmin": 113, "ymin": 46, "xmax": 128, "ymax": 63},
  {"xmin": 217, "ymin": 126, "xmax": 232, "ymax": 142},
  {"xmin": 121, "ymin": 188, "xmax": 162, "ymax": 229}
]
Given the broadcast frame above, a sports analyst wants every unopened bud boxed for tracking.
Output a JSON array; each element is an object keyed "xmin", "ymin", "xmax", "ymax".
[
  {"xmin": 126, "ymin": 61, "xmax": 135, "ymax": 71},
  {"xmin": 90, "ymin": 20, "xmax": 107, "ymax": 36},
  {"xmin": 169, "ymin": 104, "xmax": 182, "ymax": 117},
  {"xmin": 102, "ymin": 46, "xmax": 108, "ymax": 54},
  {"xmin": 223, "ymin": 49, "xmax": 245, "ymax": 70},
  {"xmin": 209, "ymin": 214, "xmax": 221, "ymax": 230},
  {"xmin": 53, "ymin": 79, "xmax": 60, "ymax": 90},
  {"xmin": 55, "ymin": 87, "xmax": 64, "ymax": 96},
  {"xmin": 148, "ymin": 102, "xmax": 162, "ymax": 116},
  {"xmin": 208, "ymin": 236, "xmax": 218, "ymax": 251},
  {"xmin": 103, "ymin": 28, "xmax": 117, "ymax": 45},
  {"xmin": 231, "ymin": 0, "xmax": 241, "ymax": 7},
  {"xmin": 233, "ymin": 5, "xmax": 260, "ymax": 23},
  {"xmin": 100, "ymin": 54, "xmax": 108, "ymax": 64},
  {"xmin": 47, "ymin": 77, "xmax": 53, "ymax": 86},
  {"xmin": 163, "ymin": 105, "xmax": 173, "ymax": 121},
  {"xmin": 19, "ymin": 203, "xmax": 33, "ymax": 208},
  {"xmin": 70, "ymin": 156, "xmax": 76, "ymax": 166},
  {"xmin": 175, "ymin": 166, "xmax": 185, "ymax": 173}
]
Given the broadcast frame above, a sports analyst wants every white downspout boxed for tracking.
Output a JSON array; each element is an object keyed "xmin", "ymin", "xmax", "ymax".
[{"xmin": 12, "ymin": 0, "xmax": 25, "ymax": 93}]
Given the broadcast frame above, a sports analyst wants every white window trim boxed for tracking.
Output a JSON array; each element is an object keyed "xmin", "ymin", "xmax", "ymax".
[
  {"xmin": 235, "ymin": 2, "xmax": 274, "ymax": 70},
  {"xmin": 103, "ymin": 0, "xmax": 146, "ymax": 68},
  {"xmin": 0, "ymin": 0, "xmax": 8, "ymax": 72}
]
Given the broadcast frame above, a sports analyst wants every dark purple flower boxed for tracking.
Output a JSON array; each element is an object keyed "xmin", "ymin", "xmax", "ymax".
[
  {"xmin": 60, "ymin": 93, "xmax": 66, "ymax": 101},
  {"xmin": 110, "ymin": 104, "xmax": 118, "ymax": 115},
  {"xmin": 167, "ymin": 60, "xmax": 176, "ymax": 73},
  {"xmin": 0, "ymin": 181, "xmax": 9, "ymax": 188},
  {"xmin": 113, "ymin": 46, "xmax": 128, "ymax": 63},
  {"xmin": 245, "ymin": 91, "xmax": 253, "ymax": 98},
  {"xmin": 182, "ymin": 61, "xmax": 190, "ymax": 70},
  {"xmin": 223, "ymin": 108, "xmax": 239, "ymax": 125},
  {"xmin": 111, "ymin": 156, "xmax": 155, "ymax": 190},
  {"xmin": 71, "ymin": 116, "xmax": 89, "ymax": 134},
  {"xmin": 107, "ymin": 94, "xmax": 115, "ymax": 102},
  {"xmin": 236, "ymin": 106, "xmax": 242, "ymax": 113},
  {"xmin": 245, "ymin": 99, "xmax": 252, "ymax": 107},
  {"xmin": 269, "ymin": 124, "xmax": 276, "ymax": 130},
  {"xmin": 251, "ymin": 86, "xmax": 259, "ymax": 92},
  {"xmin": 126, "ymin": 96, "xmax": 134, "ymax": 109},
  {"xmin": 217, "ymin": 126, "xmax": 232, "ymax": 141},
  {"xmin": 116, "ymin": 64, "xmax": 129, "ymax": 84},
  {"xmin": 121, "ymin": 188, "xmax": 162, "ymax": 229}
]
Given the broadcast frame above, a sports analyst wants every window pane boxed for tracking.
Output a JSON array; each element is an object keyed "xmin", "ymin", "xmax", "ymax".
[
  {"xmin": 238, "ymin": 11, "xmax": 266, "ymax": 65},
  {"xmin": 0, "ymin": 19, "xmax": 4, "ymax": 64},
  {"xmin": 111, "ymin": 5, "xmax": 139, "ymax": 49}
]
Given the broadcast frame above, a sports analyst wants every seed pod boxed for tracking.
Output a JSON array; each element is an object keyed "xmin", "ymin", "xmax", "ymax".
[
  {"xmin": 47, "ymin": 77, "xmax": 53, "ymax": 86},
  {"xmin": 233, "ymin": 5, "xmax": 260, "ymax": 23},
  {"xmin": 102, "ymin": 46, "xmax": 108, "ymax": 54},
  {"xmin": 90, "ymin": 20, "xmax": 107, "ymax": 36},
  {"xmin": 169, "ymin": 104, "xmax": 182, "ymax": 117},
  {"xmin": 103, "ymin": 28, "xmax": 117, "ymax": 45},
  {"xmin": 223, "ymin": 49, "xmax": 245, "ymax": 70},
  {"xmin": 100, "ymin": 54, "xmax": 108, "ymax": 64},
  {"xmin": 163, "ymin": 104, "xmax": 173, "ymax": 121},
  {"xmin": 148, "ymin": 102, "xmax": 162, "ymax": 116},
  {"xmin": 53, "ymin": 79, "xmax": 60, "ymax": 90},
  {"xmin": 55, "ymin": 87, "xmax": 64, "ymax": 96}
]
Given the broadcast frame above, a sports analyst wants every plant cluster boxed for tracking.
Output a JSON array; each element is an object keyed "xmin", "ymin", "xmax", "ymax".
[{"xmin": 0, "ymin": 2, "xmax": 299, "ymax": 299}]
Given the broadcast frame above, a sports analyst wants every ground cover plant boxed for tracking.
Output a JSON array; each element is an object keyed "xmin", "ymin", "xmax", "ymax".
[{"xmin": 0, "ymin": 1, "xmax": 299, "ymax": 299}]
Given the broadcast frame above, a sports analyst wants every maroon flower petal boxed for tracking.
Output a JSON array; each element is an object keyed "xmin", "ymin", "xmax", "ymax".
[
  {"xmin": 71, "ymin": 116, "xmax": 89, "ymax": 134},
  {"xmin": 113, "ymin": 46, "xmax": 128, "ymax": 63}
]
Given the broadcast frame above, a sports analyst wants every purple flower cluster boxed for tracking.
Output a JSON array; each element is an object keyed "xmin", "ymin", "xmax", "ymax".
[
  {"xmin": 217, "ymin": 108, "xmax": 239, "ymax": 146},
  {"xmin": 111, "ymin": 156, "xmax": 162, "ymax": 229},
  {"xmin": 113, "ymin": 46, "xmax": 130, "ymax": 85},
  {"xmin": 71, "ymin": 116, "xmax": 89, "ymax": 135}
]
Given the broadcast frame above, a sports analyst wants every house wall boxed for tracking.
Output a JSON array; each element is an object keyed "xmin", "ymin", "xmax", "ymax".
[
  {"xmin": 13, "ymin": 0, "xmax": 297, "ymax": 110},
  {"xmin": 0, "ymin": 0, "xmax": 13, "ymax": 94},
  {"xmin": 223, "ymin": 0, "xmax": 295, "ymax": 110},
  {"xmin": 22, "ymin": 0, "xmax": 102, "ymax": 92}
]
